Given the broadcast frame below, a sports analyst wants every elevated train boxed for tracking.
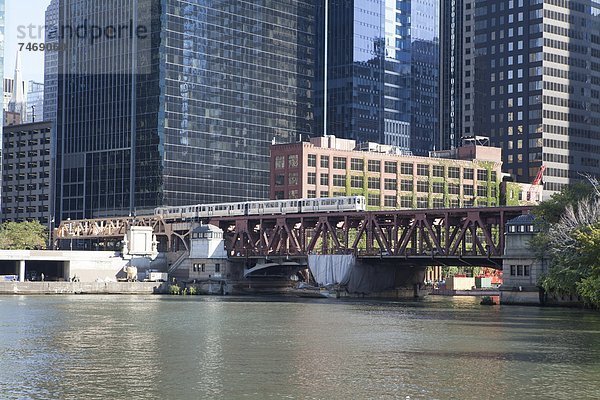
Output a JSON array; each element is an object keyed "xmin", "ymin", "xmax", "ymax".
[{"xmin": 154, "ymin": 196, "xmax": 366, "ymax": 220}]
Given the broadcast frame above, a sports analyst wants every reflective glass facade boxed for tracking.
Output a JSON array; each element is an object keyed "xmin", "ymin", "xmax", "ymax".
[
  {"xmin": 55, "ymin": 0, "xmax": 315, "ymax": 221},
  {"xmin": 316, "ymin": 0, "xmax": 440, "ymax": 156}
]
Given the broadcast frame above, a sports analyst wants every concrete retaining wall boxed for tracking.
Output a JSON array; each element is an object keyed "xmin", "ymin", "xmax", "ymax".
[{"xmin": 0, "ymin": 281, "xmax": 163, "ymax": 295}]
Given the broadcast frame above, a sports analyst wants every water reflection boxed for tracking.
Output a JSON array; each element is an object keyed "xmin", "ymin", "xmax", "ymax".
[{"xmin": 0, "ymin": 296, "xmax": 599, "ymax": 399}]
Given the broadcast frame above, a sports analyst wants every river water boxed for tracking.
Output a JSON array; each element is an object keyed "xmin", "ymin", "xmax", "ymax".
[{"xmin": 0, "ymin": 295, "xmax": 599, "ymax": 399}]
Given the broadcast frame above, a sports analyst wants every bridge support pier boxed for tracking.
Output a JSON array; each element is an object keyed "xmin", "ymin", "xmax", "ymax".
[{"xmin": 19, "ymin": 260, "xmax": 25, "ymax": 282}]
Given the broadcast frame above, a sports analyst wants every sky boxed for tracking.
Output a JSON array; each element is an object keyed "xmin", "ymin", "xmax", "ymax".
[{"xmin": 4, "ymin": 0, "xmax": 51, "ymax": 83}]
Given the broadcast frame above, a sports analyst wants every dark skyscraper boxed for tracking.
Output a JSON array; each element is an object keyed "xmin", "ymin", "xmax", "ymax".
[
  {"xmin": 316, "ymin": 0, "xmax": 440, "ymax": 156},
  {"xmin": 470, "ymin": 0, "xmax": 600, "ymax": 192},
  {"xmin": 53, "ymin": 0, "xmax": 315, "ymax": 221}
]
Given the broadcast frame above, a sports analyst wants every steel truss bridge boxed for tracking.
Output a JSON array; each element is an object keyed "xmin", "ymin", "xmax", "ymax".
[{"xmin": 55, "ymin": 206, "xmax": 532, "ymax": 268}]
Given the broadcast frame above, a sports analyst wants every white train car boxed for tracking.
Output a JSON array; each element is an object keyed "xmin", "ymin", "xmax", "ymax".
[
  {"xmin": 301, "ymin": 196, "xmax": 365, "ymax": 213},
  {"xmin": 154, "ymin": 196, "xmax": 366, "ymax": 220}
]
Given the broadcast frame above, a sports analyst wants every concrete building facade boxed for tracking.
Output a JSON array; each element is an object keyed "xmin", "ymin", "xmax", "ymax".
[
  {"xmin": 443, "ymin": 0, "xmax": 600, "ymax": 194},
  {"xmin": 1, "ymin": 121, "xmax": 53, "ymax": 224},
  {"xmin": 270, "ymin": 136, "xmax": 503, "ymax": 209}
]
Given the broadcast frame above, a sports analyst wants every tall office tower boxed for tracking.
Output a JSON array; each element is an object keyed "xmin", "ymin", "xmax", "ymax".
[
  {"xmin": 439, "ymin": 0, "xmax": 476, "ymax": 150},
  {"xmin": 55, "ymin": 0, "xmax": 315, "ymax": 221},
  {"xmin": 43, "ymin": 0, "xmax": 59, "ymax": 122},
  {"xmin": 471, "ymin": 0, "xmax": 600, "ymax": 192},
  {"xmin": 315, "ymin": 0, "xmax": 440, "ymax": 156}
]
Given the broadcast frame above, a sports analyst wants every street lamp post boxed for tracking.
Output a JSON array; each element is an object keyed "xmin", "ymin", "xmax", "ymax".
[{"xmin": 48, "ymin": 217, "xmax": 55, "ymax": 249}]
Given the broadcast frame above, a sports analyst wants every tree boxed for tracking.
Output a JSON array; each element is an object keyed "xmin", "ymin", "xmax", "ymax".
[
  {"xmin": 0, "ymin": 221, "xmax": 48, "ymax": 250},
  {"xmin": 534, "ymin": 178, "xmax": 600, "ymax": 308}
]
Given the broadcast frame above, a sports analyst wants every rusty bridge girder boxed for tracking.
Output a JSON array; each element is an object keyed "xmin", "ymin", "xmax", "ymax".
[
  {"xmin": 55, "ymin": 206, "xmax": 532, "ymax": 267},
  {"xmin": 214, "ymin": 207, "xmax": 532, "ymax": 267}
]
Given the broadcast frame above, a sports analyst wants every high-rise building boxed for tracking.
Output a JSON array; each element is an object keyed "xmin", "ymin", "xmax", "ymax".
[
  {"xmin": 1, "ymin": 121, "xmax": 53, "ymax": 224},
  {"xmin": 315, "ymin": 0, "xmax": 440, "ymax": 156},
  {"xmin": 53, "ymin": 0, "xmax": 316, "ymax": 221},
  {"xmin": 43, "ymin": 0, "xmax": 59, "ymax": 122},
  {"xmin": 439, "ymin": 0, "xmax": 476, "ymax": 150},
  {"xmin": 443, "ymin": 0, "xmax": 600, "ymax": 193},
  {"xmin": 0, "ymin": 0, "xmax": 4, "ymax": 121}
]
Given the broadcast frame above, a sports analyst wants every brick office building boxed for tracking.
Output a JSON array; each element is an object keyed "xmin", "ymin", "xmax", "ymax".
[{"xmin": 270, "ymin": 136, "xmax": 504, "ymax": 210}]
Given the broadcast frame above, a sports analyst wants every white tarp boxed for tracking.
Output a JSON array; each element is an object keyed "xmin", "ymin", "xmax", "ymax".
[
  {"xmin": 308, "ymin": 255, "xmax": 406, "ymax": 294},
  {"xmin": 308, "ymin": 255, "xmax": 355, "ymax": 287}
]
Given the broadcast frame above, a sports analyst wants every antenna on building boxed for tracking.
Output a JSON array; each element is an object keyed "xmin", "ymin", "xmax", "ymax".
[{"xmin": 323, "ymin": 0, "xmax": 328, "ymax": 137}]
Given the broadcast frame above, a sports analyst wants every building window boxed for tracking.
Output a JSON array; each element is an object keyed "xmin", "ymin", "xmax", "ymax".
[
  {"xmin": 384, "ymin": 161, "xmax": 397, "ymax": 174},
  {"xmin": 289, "ymin": 190, "xmax": 299, "ymax": 199},
  {"xmin": 368, "ymin": 160, "xmax": 381, "ymax": 172},
  {"xmin": 320, "ymin": 173, "xmax": 329, "ymax": 186},
  {"xmin": 351, "ymin": 158, "xmax": 364, "ymax": 171},
  {"xmin": 201, "ymin": 264, "xmax": 205, "ymax": 272},
  {"xmin": 477, "ymin": 185, "xmax": 487, "ymax": 197},
  {"xmin": 351, "ymin": 176, "xmax": 363, "ymax": 189},
  {"xmin": 333, "ymin": 175, "xmax": 345, "ymax": 187},
  {"xmin": 416, "ymin": 197, "xmax": 428, "ymax": 208},
  {"xmin": 433, "ymin": 198, "xmax": 444, "ymax": 208},
  {"xmin": 417, "ymin": 164, "xmax": 429, "ymax": 176},
  {"xmin": 401, "ymin": 163, "xmax": 414, "ymax": 175},
  {"xmin": 288, "ymin": 155, "xmax": 299, "ymax": 168},
  {"xmin": 275, "ymin": 174, "xmax": 285, "ymax": 186},
  {"xmin": 464, "ymin": 184, "xmax": 474, "ymax": 196},
  {"xmin": 524, "ymin": 266, "xmax": 530, "ymax": 276},
  {"xmin": 215, "ymin": 264, "xmax": 221, "ymax": 273},
  {"xmin": 320, "ymin": 156, "xmax": 329, "ymax": 168},
  {"xmin": 400, "ymin": 179, "xmax": 413, "ymax": 192},
  {"xmin": 308, "ymin": 154, "xmax": 317, "ymax": 167},
  {"xmin": 368, "ymin": 194, "xmax": 380, "ymax": 206},
  {"xmin": 333, "ymin": 157, "xmax": 347, "ymax": 170},
  {"xmin": 448, "ymin": 183, "xmax": 459, "ymax": 195},
  {"xmin": 384, "ymin": 196, "xmax": 396, "ymax": 208},
  {"xmin": 307, "ymin": 190, "xmax": 316, "ymax": 198},
  {"xmin": 320, "ymin": 191, "xmax": 329, "ymax": 198},
  {"xmin": 517, "ymin": 265, "xmax": 523, "ymax": 276},
  {"xmin": 275, "ymin": 191, "xmax": 284, "ymax": 199},
  {"xmin": 275, "ymin": 156, "xmax": 285, "ymax": 169},
  {"xmin": 432, "ymin": 182, "xmax": 444, "ymax": 193},
  {"xmin": 477, "ymin": 169, "xmax": 488, "ymax": 181},
  {"xmin": 384, "ymin": 179, "xmax": 397, "ymax": 191},
  {"xmin": 510, "ymin": 265, "xmax": 516, "ymax": 276},
  {"xmin": 288, "ymin": 173, "xmax": 298, "ymax": 186},
  {"xmin": 433, "ymin": 166, "xmax": 444, "ymax": 177},
  {"xmin": 368, "ymin": 177, "xmax": 380, "ymax": 190},
  {"xmin": 400, "ymin": 196, "xmax": 412, "ymax": 208},
  {"xmin": 491, "ymin": 171, "xmax": 497, "ymax": 181},
  {"xmin": 463, "ymin": 168, "xmax": 474, "ymax": 180},
  {"xmin": 307, "ymin": 172, "xmax": 316, "ymax": 185},
  {"xmin": 417, "ymin": 180, "xmax": 429, "ymax": 193}
]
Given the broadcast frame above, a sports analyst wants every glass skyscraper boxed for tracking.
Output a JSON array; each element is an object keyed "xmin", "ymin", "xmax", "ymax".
[
  {"xmin": 316, "ymin": 0, "xmax": 440, "ymax": 156},
  {"xmin": 53, "ymin": 0, "xmax": 315, "ymax": 221}
]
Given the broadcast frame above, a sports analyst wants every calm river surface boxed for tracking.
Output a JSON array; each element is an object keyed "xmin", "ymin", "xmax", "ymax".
[{"xmin": 1, "ymin": 295, "xmax": 599, "ymax": 399}]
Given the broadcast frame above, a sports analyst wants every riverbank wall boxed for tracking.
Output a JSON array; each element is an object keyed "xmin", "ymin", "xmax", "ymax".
[{"xmin": 0, "ymin": 281, "xmax": 163, "ymax": 295}]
